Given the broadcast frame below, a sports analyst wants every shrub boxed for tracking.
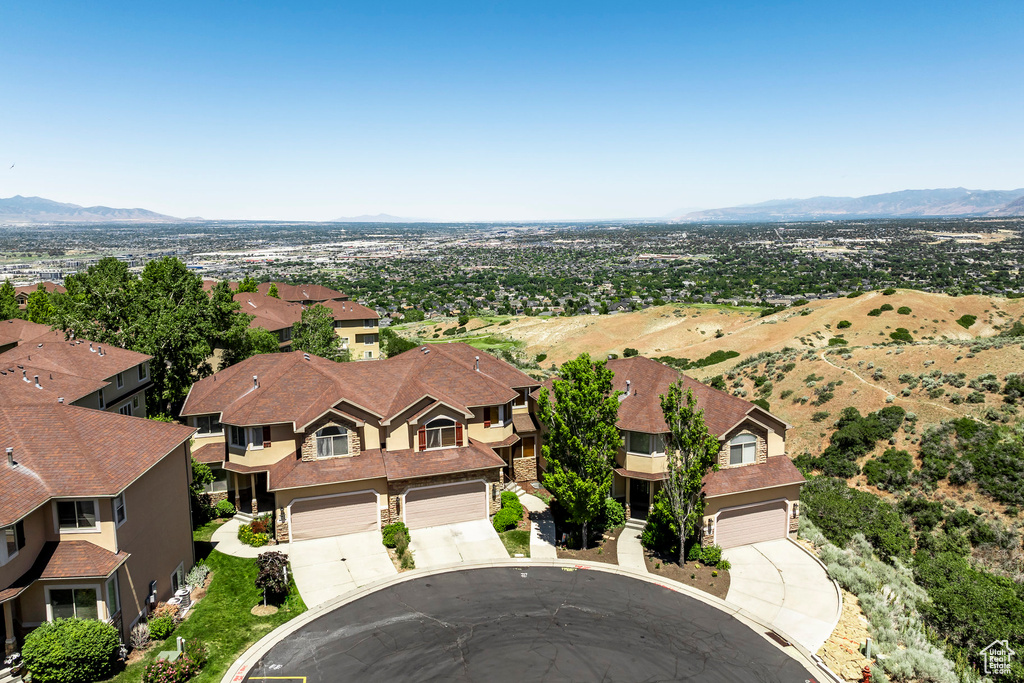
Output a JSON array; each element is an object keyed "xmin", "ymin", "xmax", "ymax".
[
  {"xmin": 846, "ymin": 291, "xmax": 864, "ymax": 298},
  {"xmin": 185, "ymin": 562, "xmax": 209, "ymax": 589},
  {"xmin": 130, "ymin": 621, "xmax": 151, "ymax": 649},
  {"xmin": 867, "ymin": 308, "xmax": 882, "ymax": 317},
  {"xmin": 237, "ymin": 524, "xmax": 269, "ymax": 547},
  {"xmin": 623, "ymin": 347, "xmax": 639, "ymax": 357},
  {"xmin": 897, "ymin": 306, "xmax": 912, "ymax": 315},
  {"xmin": 183, "ymin": 638, "xmax": 208, "ymax": 668},
  {"xmin": 640, "ymin": 490, "xmax": 680, "ymax": 557},
  {"xmin": 500, "ymin": 490, "xmax": 524, "ymax": 516},
  {"xmin": 955, "ymin": 314, "xmax": 977, "ymax": 329},
  {"xmin": 889, "ymin": 328, "xmax": 913, "ymax": 343},
  {"xmin": 837, "ymin": 319, "xmax": 852, "ymax": 329},
  {"xmin": 535, "ymin": 353, "xmax": 547, "ymax": 363},
  {"xmin": 394, "ymin": 528, "xmax": 410, "ymax": 556},
  {"xmin": 400, "ymin": 551, "xmax": 415, "ymax": 569},
  {"xmin": 214, "ymin": 500, "xmax": 236, "ymax": 518},
  {"xmin": 598, "ymin": 497, "xmax": 625, "ymax": 530},
  {"xmin": 149, "ymin": 615, "xmax": 175, "ymax": 641},
  {"xmin": 862, "ymin": 448, "xmax": 913, "ymax": 490},
  {"xmin": 249, "ymin": 514, "xmax": 273, "ymax": 535},
  {"xmin": 492, "ymin": 507, "xmax": 521, "ymax": 532},
  {"xmin": 256, "ymin": 551, "xmax": 290, "ymax": 603},
  {"xmin": 751, "ymin": 398, "xmax": 770, "ymax": 411},
  {"xmin": 381, "ymin": 522, "xmax": 410, "ymax": 548},
  {"xmin": 811, "ymin": 411, "xmax": 830, "ymax": 422},
  {"xmin": 879, "ymin": 303, "xmax": 894, "ymax": 312},
  {"xmin": 700, "ymin": 544, "xmax": 723, "ymax": 566},
  {"xmin": 882, "ymin": 288, "xmax": 897, "ymax": 295},
  {"xmin": 143, "ymin": 653, "xmax": 201, "ymax": 683},
  {"xmin": 23, "ymin": 618, "xmax": 121, "ymax": 683},
  {"xmin": 800, "ymin": 477, "xmax": 912, "ymax": 562},
  {"xmin": 827, "ymin": 336, "xmax": 848, "ymax": 346}
]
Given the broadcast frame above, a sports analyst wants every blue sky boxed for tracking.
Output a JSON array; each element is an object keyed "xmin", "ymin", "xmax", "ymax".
[{"xmin": 1, "ymin": 1, "xmax": 1022, "ymax": 221}]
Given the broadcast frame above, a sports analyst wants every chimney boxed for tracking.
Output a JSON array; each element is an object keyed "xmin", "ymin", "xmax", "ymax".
[
  {"xmin": 6, "ymin": 447, "xmax": 15, "ymax": 469},
  {"xmin": 475, "ymin": 356, "xmax": 480, "ymax": 371},
  {"xmin": 253, "ymin": 374, "xmax": 259, "ymax": 390}
]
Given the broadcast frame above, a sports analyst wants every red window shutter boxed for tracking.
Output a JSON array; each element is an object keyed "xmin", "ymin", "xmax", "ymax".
[
  {"xmin": 455, "ymin": 422, "xmax": 463, "ymax": 447},
  {"xmin": 418, "ymin": 425, "xmax": 427, "ymax": 451},
  {"xmin": 262, "ymin": 426, "xmax": 272, "ymax": 448}
]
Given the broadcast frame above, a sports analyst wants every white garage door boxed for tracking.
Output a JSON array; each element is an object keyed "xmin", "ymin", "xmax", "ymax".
[
  {"xmin": 715, "ymin": 500, "xmax": 788, "ymax": 549},
  {"xmin": 290, "ymin": 491, "xmax": 379, "ymax": 541},
  {"xmin": 405, "ymin": 481, "xmax": 487, "ymax": 530}
]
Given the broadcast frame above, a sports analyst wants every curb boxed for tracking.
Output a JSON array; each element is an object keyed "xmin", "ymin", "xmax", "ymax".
[{"xmin": 221, "ymin": 557, "xmax": 828, "ymax": 683}]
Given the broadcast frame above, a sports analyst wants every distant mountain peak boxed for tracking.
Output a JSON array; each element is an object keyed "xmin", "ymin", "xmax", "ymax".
[
  {"xmin": 0, "ymin": 195, "xmax": 186, "ymax": 223},
  {"xmin": 671, "ymin": 187, "xmax": 1024, "ymax": 222}
]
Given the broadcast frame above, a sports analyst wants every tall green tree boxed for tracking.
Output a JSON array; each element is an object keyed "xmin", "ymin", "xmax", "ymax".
[
  {"xmin": 237, "ymin": 275, "xmax": 259, "ymax": 293},
  {"xmin": 25, "ymin": 284, "xmax": 54, "ymax": 324},
  {"xmin": 659, "ymin": 382, "xmax": 721, "ymax": 561},
  {"xmin": 292, "ymin": 304, "xmax": 348, "ymax": 362},
  {"xmin": 537, "ymin": 353, "xmax": 621, "ymax": 548},
  {"xmin": 0, "ymin": 279, "xmax": 19, "ymax": 320},
  {"xmin": 267, "ymin": 282, "xmax": 280, "ymax": 298}
]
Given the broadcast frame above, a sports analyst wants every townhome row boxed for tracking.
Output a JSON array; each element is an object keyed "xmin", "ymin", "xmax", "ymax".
[
  {"xmin": 202, "ymin": 280, "xmax": 381, "ymax": 359},
  {"xmin": 181, "ymin": 343, "xmax": 541, "ymax": 541},
  {"xmin": 0, "ymin": 322, "xmax": 196, "ymax": 655}
]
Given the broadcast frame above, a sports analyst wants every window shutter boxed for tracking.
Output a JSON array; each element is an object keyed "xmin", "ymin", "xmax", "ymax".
[
  {"xmin": 418, "ymin": 425, "xmax": 427, "ymax": 452},
  {"xmin": 262, "ymin": 426, "xmax": 272, "ymax": 448},
  {"xmin": 455, "ymin": 422, "xmax": 463, "ymax": 447}
]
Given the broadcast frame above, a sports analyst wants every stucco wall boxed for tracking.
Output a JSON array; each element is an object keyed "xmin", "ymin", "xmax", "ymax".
[
  {"xmin": 703, "ymin": 483, "xmax": 803, "ymax": 518},
  {"xmin": 227, "ymin": 423, "xmax": 300, "ymax": 466},
  {"xmin": 0, "ymin": 507, "xmax": 49, "ymax": 595}
]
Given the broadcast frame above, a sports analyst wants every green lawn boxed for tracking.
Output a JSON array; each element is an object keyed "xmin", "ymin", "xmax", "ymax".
[
  {"xmin": 108, "ymin": 523, "xmax": 306, "ymax": 682},
  {"xmin": 498, "ymin": 529, "xmax": 531, "ymax": 558}
]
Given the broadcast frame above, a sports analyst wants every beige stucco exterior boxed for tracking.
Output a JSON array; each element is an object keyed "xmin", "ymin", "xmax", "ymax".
[
  {"xmin": 71, "ymin": 360, "xmax": 151, "ymax": 417},
  {"xmin": 335, "ymin": 319, "xmax": 380, "ymax": 360}
]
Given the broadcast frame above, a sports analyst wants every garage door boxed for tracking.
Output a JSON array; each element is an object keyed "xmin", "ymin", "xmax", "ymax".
[
  {"xmin": 715, "ymin": 500, "xmax": 788, "ymax": 549},
  {"xmin": 290, "ymin": 491, "xmax": 379, "ymax": 541},
  {"xmin": 405, "ymin": 481, "xmax": 486, "ymax": 530}
]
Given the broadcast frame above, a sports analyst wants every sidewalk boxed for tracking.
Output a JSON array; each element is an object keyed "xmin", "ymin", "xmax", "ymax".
[
  {"xmin": 210, "ymin": 519, "xmax": 266, "ymax": 559},
  {"xmin": 518, "ymin": 492, "xmax": 557, "ymax": 559},
  {"xmin": 616, "ymin": 519, "xmax": 648, "ymax": 571}
]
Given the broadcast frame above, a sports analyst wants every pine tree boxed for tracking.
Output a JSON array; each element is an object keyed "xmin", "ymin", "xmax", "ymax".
[{"xmin": 0, "ymin": 279, "xmax": 19, "ymax": 320}]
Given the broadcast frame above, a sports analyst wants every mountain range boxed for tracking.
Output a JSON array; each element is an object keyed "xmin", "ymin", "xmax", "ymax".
[
  {"xmin": 331, "ymin": 213, "xmax": 424, "ymax": 223},
  {"xmin": 0, "ymin": 195, "xmax": 185, "ymax": 223},
  {"xmin": 671, "ymin": 187, "xmax": 1024, "ymax": 222}
]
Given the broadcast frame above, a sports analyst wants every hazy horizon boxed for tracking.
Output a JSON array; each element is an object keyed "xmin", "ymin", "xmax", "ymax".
[{"xmin": 2, "ymin": 1, "xmax": 1022, "ymax": 221}]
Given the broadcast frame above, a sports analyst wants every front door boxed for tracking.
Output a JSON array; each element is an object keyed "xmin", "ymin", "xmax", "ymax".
[{"xmin": 629, "ymin": 479, "xmax": 650, "ymax": 517}]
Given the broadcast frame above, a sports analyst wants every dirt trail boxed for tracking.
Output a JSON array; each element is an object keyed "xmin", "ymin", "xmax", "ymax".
[{"xmin": 818, "ymin": 349, "xmax": 956, "ymax": 414}]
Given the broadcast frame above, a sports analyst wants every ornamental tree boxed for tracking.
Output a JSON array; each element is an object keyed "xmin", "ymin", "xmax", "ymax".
[
  {"xmin": 292, "ymin": 304, "xmax": 349, "ymax": 362},
  {"xmin": 659, "ymin": 381, "xmax": 721, "ymax": 562},
  {"xmin": 537, "ymin": 353, "xmax": 620, "ymax": 548},
  {"xmin": 0, "ymin": 279, "xmax": 18, "ymax": 321}
]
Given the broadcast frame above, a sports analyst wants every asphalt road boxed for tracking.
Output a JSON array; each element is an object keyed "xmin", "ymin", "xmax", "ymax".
[{"xmin": 243, "ymin": 566, "xmax": 819, "ymax": 683}]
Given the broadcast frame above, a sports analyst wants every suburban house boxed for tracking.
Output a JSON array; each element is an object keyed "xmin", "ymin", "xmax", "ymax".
[
  {"xmin": 0, "ymin": 319, "xmax": 52, "ymax": 355},
  {"xmin": 13, "ymin": 282, "xmax": 65, "ymax": 310},
  {"xmin": 545, "ymin": 356, "xmax": 805, "ymax": 549},
  {"xmin": 0, "ymin": 329, "xmax": 153, "ymax": 418},
  {"xmin": 179, "ymin": 343, "xmax": 541, "ymax": 542},
  {"xmin": 233, "ymin": 292, "xmax": 304, "ymax": 349},
  {"xmin": 254, "ymin": 282, "xmax": 348, "ymax": 305},
  {"xmin": 0, "ymin": 383, "xmax": 197, "ymax": 653}
]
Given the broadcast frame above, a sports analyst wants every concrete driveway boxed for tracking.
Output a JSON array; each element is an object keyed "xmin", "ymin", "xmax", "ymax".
[
  {"xmin": 723, "ymin": 538, "xmax": 841, "ymax": 653},
  {"xmin": 289, "ymin": 531, "xmax": 397, "ymax": 607},
  {"xmin": 409, "ymin": 519, "xmax": 509, "ymax": 568}
]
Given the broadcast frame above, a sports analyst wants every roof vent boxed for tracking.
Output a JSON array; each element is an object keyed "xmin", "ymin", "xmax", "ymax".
[
  {"xmin": 34, "ymin": 375, "xmax": 41, "ymax": 389},
  {"xmin": 37, "ymin": 343, "xmax": 42, "ymax": 348},
  {"xmin": 475, "ymin": 356, "xmax": 480, "ymax": 371},
  {"xmin": 6, "ymin": 447, "xmax": 16, "ymax": 469},
  {"xmin": 58, "ymin": 397, "xmax": 64, "ymax": 403},
  {"xmin": 22, "ymin": 370, "xmax": 29, "ymax": 383},
  {"xmin": 303, "ymin": 353, "xmax": 310, "ymax": 361},
  {"xmin": 98, "ymin": 346, "xmax": 104, "ymax": 356},
  {"xmin": 253, "ymin": 374, "xmax": 259, "ymax": 389},
  {"xmin": 626, "ymin": 379, "xmax": 631, "ymax": 395},
  {"xmin": 90, "ymin": 342, "xmax": 96, "ymax": 352}
]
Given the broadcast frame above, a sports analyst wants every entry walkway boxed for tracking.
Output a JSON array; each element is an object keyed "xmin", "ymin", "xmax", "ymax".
[
  {"xmin": 723, "ymin": 538, "xmax": 841, "ymax": 653},
  {"xmin": 518, "ymin": 492, "xmax": 557, "ymax": 559},
  {"xmin": 210, "ymin": 519, "xmax": 265, "ymax": 559},
  {"xmin": 616, "ymin": 518, "xmax": 648, "ymax": 571}
]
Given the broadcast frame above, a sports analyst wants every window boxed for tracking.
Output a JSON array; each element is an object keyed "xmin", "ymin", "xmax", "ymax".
[
  {"xmin": 138, "ymin": 363, "xmax": 148, "ymax": 381},
  {"xmin": 116, "ymin": 372, "xmax": 124, "ymax": 389},
  {"xmin": 112, "ymin": 494, "xmax": 127, "ymax": 527},
  {"xmin": 105, "ymin": 575, "xmax": 120, "ymax": 617},
  {"xmin": 364, "ymin": 318, "xmax": 375, "ymax": 328},
  {"xmin": 729, "ymin": 434, "xmax": 757, "ymax": 465},
  {"xmin": 133, "ymin": 395, "xmax": 139, "ymax": 409},
  {"xmin": 118, "ymin": 404, "xmax": 132, "ymax": 416},
  {"xmin": 230, "ymin": 425, "xmax": 246, "ymax": 448},
  {"xmin": 1, "ymin": 522, "xmax": 24, "ymax": 565},
  {"xmin": 49, "ymin": 587, "xmax": 98, "ymax": 620},
  {"xmin": 628, "ymin": 431, "xmax": 652, "ymax": 455},
  {"xmin": 364, "ymin": 351, "xmax": 373, "ymax": 359},
  {"xmin": 171, "ymin": 563, "xmax": 185, "ymax": 593},
  {"xmin": 316, "ymin": 426, "xmax": 350, "ymax": 459},
  {"xmin": 513, "ymin": 388, "xmax": 529, "ymax": 408},
  {"xmin": 363, "ymin": 334, "xmax": 375, "ymax": 345},
  {"xmin": 279, "ymin": 327, "xmax": 292, "ymax": 342},
  {"xmin": 341, "ymin": 336, "xmax": 350, "ymax": 346},
  {"xmin": 423, "ymin": 418, "xmax": 458, "ymax": 449},
  {"xmin": 57, "ymin": 500, "xmax": 98, "ymax": 531},
  {"xmin": 195, "ymin": 415, "xmax": 223, "ymax": 436},
  {"xmin": 98, "ymin": 391, "xmax": 105, "ymax": 410},
  {"xmin": 203, "ymin": 467, "xmax": 228, "ymax": 493}
]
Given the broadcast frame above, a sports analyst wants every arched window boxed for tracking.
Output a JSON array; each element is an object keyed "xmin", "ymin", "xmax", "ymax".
[
  {"xmin": 316, "ymin": 425, "xmax": 349, "ymax": 459},
  {"xmin": 420, "ymin": 417, "xmax": 462, "ymax": 450},
  {"xmin": 729, "ymin": 433, "xmax": 757, "ymax": 465}
]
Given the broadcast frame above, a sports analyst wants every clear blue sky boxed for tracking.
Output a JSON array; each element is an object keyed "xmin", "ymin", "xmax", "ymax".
[{"xmin": 1, "ymin": 1, "xmax": 1022, "ymax": 221}]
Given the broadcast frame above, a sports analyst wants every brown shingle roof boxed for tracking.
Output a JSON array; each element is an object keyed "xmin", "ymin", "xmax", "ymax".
[
  {"xmin": 268, "ymin": 450, "xmax": 388, "ymax": 490},
  {"xmin": 614, "ymin": 467, "xmax": 667, "ymax": 482},
  {"xmin": 234, "ymin": 292, "xmax": 304, "ymax": 333},
  {"xmin": 257, "ymin": 282, "xmax": 347, "ymax": 303},
  {"xmin": 0, "ymin": 541, "xmax": 128, "ymax": 602},
  {"xmin": 192, "ymin": 441, "xmax": 226, "ymax": 464},
  {"xmin": 605, "ymin": 356, "xmax": 773, "ymax": 437},
  {"xmin": 0, "ymin": 403, "xmax": 195, "ymax": 526},
  {"xmin": 0, "ymin": 330, "xmax": 151, "ymax": 389},
  {"xmin": 0, "ymin": 319, "xmax": 54, "ymax": 348},
  {"xmin": 383, "ymin": 439, "xmax": 504, "ymax": 480},
  {"xmin": 512, "ymin": 413, "xmax": 538, "ymax": 433},
  {"xmin": 181, "ymin": 344, "xmax": 538, "ymax": 431},
  {"xmin": 702, "ymin": 456, "xmax": 805, "ymax": 498},
  {"xmin": 320, "ymin": 299, "xmax": 378, "ymax": 321}
]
